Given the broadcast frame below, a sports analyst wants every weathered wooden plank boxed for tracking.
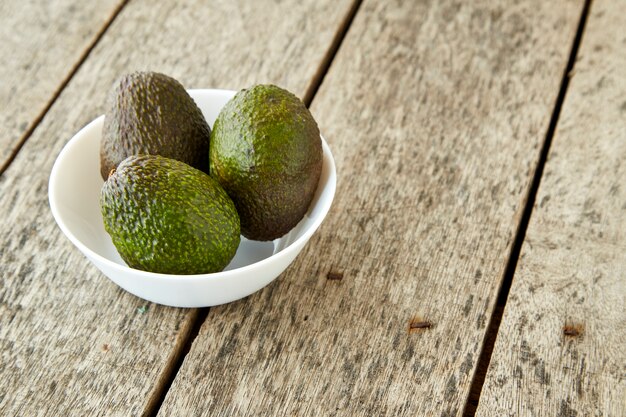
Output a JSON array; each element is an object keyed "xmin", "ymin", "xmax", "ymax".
[
  {"xmin": 158, "ymin": 1, "xmax": 583, "ymax": 415},
  {"xmin": 475, "ymin": 1, "xmax": 626, "ymax": 415},
  {"xmin": 0, "ymin": 0, "xmax": 356, "ymax": 415},
  {"xmin": 0, "ymin": 0, "xmax": 126, "ymax": 172}
]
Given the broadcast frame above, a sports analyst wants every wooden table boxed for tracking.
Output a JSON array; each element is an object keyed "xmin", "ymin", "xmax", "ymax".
[{"xmin": 1, "ymin": 0, "xmax": 624, "ymax": 415}]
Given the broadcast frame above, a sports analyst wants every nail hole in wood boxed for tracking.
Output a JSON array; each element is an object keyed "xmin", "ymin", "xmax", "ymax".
[
  {"xmin": 563, "ymin": 323, "xmax": 584, "ymax": 337},
  {"xmin": 409, "ymin": 318, "xmax": 432, "ymax": 332},
  {"xmin": 327, "ymin": 270, "xmax": 343, "ymax": 281}
]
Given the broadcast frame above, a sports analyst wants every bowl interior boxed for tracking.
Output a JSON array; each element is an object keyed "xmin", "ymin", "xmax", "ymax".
[{"xmin": 49, "ymin": 89, "xmax": 335, "ymax": 277}]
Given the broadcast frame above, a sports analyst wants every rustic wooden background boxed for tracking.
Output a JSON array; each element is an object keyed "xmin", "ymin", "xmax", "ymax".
[{"xmin": 0, "ymin": 0, "xmax": 623, "ymax": 416}]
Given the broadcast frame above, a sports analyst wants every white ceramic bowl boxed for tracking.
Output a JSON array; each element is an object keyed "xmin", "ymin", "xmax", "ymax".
[{"xmin": 49, "ymin": 89, "xmax": 336, "ymax": 308}]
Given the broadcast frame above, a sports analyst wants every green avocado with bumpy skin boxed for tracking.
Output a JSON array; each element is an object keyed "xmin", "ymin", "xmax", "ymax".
[
  {"xmin": 100, "ymin": 71, "xmax": 211, "ymax": 180},
  {"xmin": 100, "ymin": 154, "xmax": 240, "ymax": 274},
  {"xmin": 209, "ymin": 84, "xmax": 323, "ymax": 241}
]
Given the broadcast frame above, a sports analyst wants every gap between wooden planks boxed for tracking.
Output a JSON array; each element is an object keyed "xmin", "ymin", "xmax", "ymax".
[
  {"xmin": 143, "ymin": 2, "xmax": 365, "ymax": 415},
  {"xmin": 475, "ymin": 0, "xmax": 626, "ymax": 415},
  {"xmin": 0, "ymin": 0, "xmax": 357, "ymax": 415},
  {"xmin": 463, "ymin": 0, "xmax": 593, "ymax": 414},
  {"xmin": 157, "ymin": 1, "xmax": 584, "ymax": 416},
  {"xmin": 0, "ymin": 0, "xmax": 128, "ymax": 176}
]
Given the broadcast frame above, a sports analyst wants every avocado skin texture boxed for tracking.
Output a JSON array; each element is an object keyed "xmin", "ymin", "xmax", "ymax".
[
  {"xmin": 100, "ymin": 71, "xmax": 211, "ymax": 180},
  {"xmin": 101, "ymin": 155, "xmax": 240, "ymax": 274},
  {"xmin": 210, "ymin": 84, "xmax": 322, "ymax": 241}
]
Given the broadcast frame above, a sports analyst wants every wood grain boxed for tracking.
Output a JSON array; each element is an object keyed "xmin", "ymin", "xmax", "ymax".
[
  {"xmin": 0, "ymin": 0, "xmax": 356, "ymax": 415},
  {"xmin": 475, "ymin": 1, "xmax": 626, "ymax": 415},
  {"xmin": 0, "ymin": 0, "xmax": 126, "ymax": 172},
  {"xmin": 158, "ymin": 1, "xmax": 584, "ymax": 415}
]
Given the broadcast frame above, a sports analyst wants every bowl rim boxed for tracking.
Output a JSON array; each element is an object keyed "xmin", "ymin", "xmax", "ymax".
[{"xmin": 48, "ymin": 88, "xmax": 336, "ymax": 283}]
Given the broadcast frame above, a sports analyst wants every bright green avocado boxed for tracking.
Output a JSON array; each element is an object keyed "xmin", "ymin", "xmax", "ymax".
[
  {"xmin": 209, "ymin": 84, "xmax": 322, "ymax": 241},
  {"xmin": 100, "ymin": 155, "xmax": 240, "ymax": 274},
  {"xmin": 100, "ymin": 71, "xmax": 211, "ymax": 180}
]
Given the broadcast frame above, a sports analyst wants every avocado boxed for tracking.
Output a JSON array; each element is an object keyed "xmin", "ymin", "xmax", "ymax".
[
  {"xmin": 100, "ymin": 71, "xmax": 211, "ymax": 180},
  {"xmin": 100, "ymin": 154, "xmax": 240, "ymax": 274},
  {"xmin": 209, "ymin": 84, "xmax": 322, "ymax": 241}
]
